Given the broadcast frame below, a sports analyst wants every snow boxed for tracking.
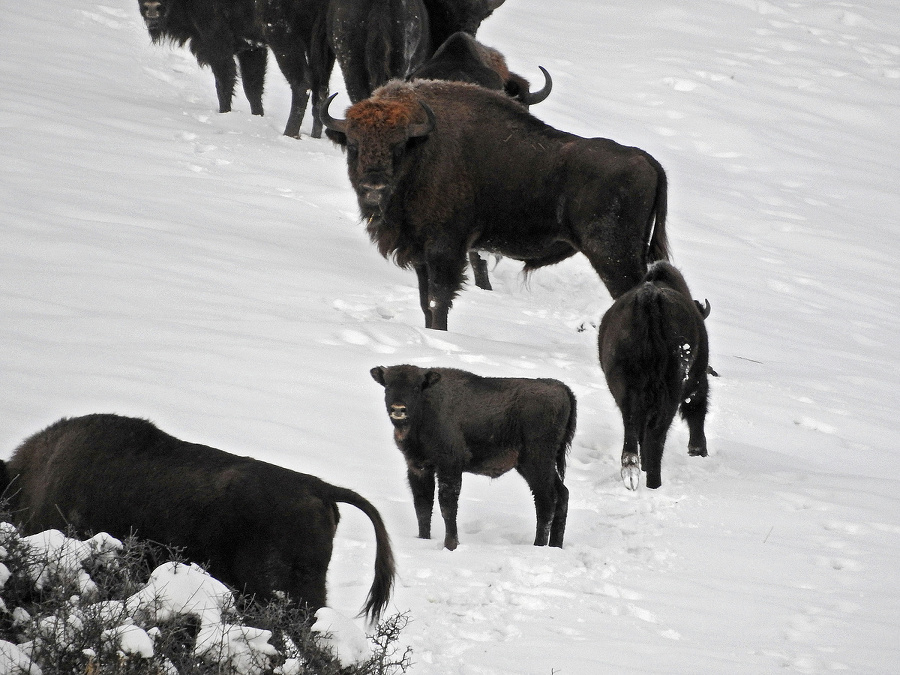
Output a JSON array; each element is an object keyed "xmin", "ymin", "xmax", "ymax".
[{"xmin": 1, "ymin": 0, "xmax": 899, "ymax": 673}]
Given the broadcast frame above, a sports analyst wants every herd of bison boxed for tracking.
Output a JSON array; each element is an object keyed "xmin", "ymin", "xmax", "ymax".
[{"xmin": 0, "ymin": 0, "xmax": 713, "ymax": 623}]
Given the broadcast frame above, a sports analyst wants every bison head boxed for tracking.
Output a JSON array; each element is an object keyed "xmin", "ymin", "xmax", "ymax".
[
  {"xmin": 321, "ymin": 90, "xmax": 436, "ymax": 218},
  {"xmin": 138, "ymin": 0, "xmax": 167, "ymax": 35},
  {"xmin": 371, "ymin": 365, "xmax": 441, "ymax": 432}
]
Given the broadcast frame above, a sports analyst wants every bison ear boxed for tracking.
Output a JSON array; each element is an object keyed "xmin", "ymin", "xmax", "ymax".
[
  {"xmin": 370, "ymin": 366, "xmax": 387, "ymax": 386},
  {"xmin": 325, "ymin": 128, "xmax": 347, "ymax": 146},
  {"xmin": 422, "ymin": 370, "xmax": 442, "ymax": 389}
]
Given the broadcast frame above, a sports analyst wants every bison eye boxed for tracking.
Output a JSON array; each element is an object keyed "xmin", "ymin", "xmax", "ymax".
[{"xmin": 392, "ymin": 143, "xmax": 406, "ymax": 164}]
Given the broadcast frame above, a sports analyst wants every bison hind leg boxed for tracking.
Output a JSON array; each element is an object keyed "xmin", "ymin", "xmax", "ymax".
[
  {"xmin": 237, "ymin": 48, "xmax": 267, "ymax": 116},
  {"xmin": 621, "ymin": 452, "xmax": 640, "ymax": 491},
  {"xmin": 548, "ymin": 474, "xmax": 568, "ymax": 548}
]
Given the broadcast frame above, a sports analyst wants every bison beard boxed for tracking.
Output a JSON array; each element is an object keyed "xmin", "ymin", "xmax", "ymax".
[
  {"xmin": 322, "ymin": 80, "xmax": 669, "ymax": 331},
  {"xmin": 598, "ymin": 261, "xmax": 711, "ymax": 490},
  {"xmin": 0, "ymin": 414, "xmax": 395, "ymax": 622},
  {"xmin": 371, "ymin": 364, "xmax": 575, "ymax": 550}
]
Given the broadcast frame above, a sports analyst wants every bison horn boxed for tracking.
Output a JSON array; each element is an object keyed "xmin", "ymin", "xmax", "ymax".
[
  {"xmin": 408, "ymin": 102, "xmax": 436, "ymax": 138},
  {"xmin": 522, "ymin": 66, "xmax": 553, "ymax": 106},
  {"xmin": 320, "ymin": 93, "xmax": 348, "ymax": 134},
  {"xmin": 695, "ymin": 299, "xmax": 711, "ymax": 319}
]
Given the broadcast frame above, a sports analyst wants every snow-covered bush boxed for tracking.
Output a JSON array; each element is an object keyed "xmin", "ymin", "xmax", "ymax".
[{"xmin": 0, "ymin": 517, "xmax": 411, "ymax": 675}]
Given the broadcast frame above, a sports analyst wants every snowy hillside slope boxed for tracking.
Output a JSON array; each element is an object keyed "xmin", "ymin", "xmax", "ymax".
[{"xmin": 1, "ymin": 0, "xmax": 898, "ymax": 672}]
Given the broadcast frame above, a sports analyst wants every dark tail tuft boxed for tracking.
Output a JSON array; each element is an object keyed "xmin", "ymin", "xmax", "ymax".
[
  {"xmin": 330, "ymin": 486, "xmax": 395, "ymax": 623},
  {"xmin": 557, "ymin": 386, "xmax": 577, "ymax": 480},
  {"xmin": 645, "ymin": 154, "xmax": 670, "ymax": 263}
]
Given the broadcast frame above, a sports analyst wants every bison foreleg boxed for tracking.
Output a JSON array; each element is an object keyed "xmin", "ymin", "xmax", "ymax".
[
  {"xmin": 422, "ymin": 243, "xmax": 468, "ymax": 331},
  {"xmin": 407, "ymin": 468, "xmax": 435, "ymax": 540},
  {"xmin": 621, "ymin": 417, "xmax": 641, "ymax": 491},
  {"xmin": 436, "ymin": 471, "xmax": 463, "ymax": 551}
]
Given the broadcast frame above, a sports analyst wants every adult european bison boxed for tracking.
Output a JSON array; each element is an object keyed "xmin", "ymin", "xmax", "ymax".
[
  {"xmin": 406, "ymin": 30, "xmax": 552, "ymax": 291},
  {"xmin": 137, "ymin": 0, "xmax": 328, "ymax": 137},
  {"xmin": 1, "ymin": 414, "xmax": 394, "ymax": 621},
  {"xmin": 322, "ymin": 80, "xmax": 669, "ymax": 331},
  {"xmin": 598, "ymin": 261, "xmax": 710, "ymax": 490},
  {"xmin": 370, "ymin": 365, "xmax": 575, "ymax": 550}
]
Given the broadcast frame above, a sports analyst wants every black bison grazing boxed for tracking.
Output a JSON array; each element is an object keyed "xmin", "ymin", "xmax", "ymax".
[
  {"xmin": 370, "ymin": 365, "xmax": 575, "ymax": 550},
  {"xmin": 137, "ymin": 0, "xmax": 329, "ymax": 137},
  {"xmin": 321, "ymin": 80, "xmax": 669, "ymax": 331},
  {"xmin": 1, "ymin": 414, "xmax": 394, "ymax": 621},
  {"xmin": 598, "ymin": 261, "xmax": 711, "ymax": 490},
  {"xmin": 323, "ymin": 0, "xmax": 432, "ymax": 105}
]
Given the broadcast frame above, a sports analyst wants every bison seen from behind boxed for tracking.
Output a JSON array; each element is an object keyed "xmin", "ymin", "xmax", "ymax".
[
  {"xmin": 1, "ymin": 414, "xmax": 395, "ymax": 622},
  {"xmin": 322, "ymin": 80, "xmax": 669, "ymax": 331},
  {"xmin": 598, "ymin": 261, "xmax": 711, "ymax": 490},
  {"xmin": 371, "ymin": 365, "xmax": 575, "ymax": 550}
]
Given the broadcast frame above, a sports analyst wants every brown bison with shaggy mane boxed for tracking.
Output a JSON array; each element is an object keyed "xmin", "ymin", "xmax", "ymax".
[{"xmin": 322, "ymin": 80, "xmax": 669, "ymax": 331}]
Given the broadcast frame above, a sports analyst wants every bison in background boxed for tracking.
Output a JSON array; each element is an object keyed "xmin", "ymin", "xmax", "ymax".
[
  {"xmin": 316, "ymin": 0, "xmax": 506, "ymax": 108},
  {"xmin": 323, "ymin": 0, "xmax": 432, "ymax": 104},
  {"xmin": 371, "ymin": 365, "xmax": 575, "ymax": 550},
  {"xmin": 1, "ymin": 414, "xmax": 395, "ymax": 622},
  {"xmin": 598, "ymin": 261, "xmax": 711, "ymax": 490},
  {"xmin": 137, "ymin": 0, "xmax": 328, "ymax": 137},
  {"xmin": 421, "ymin": 0, "xmax": 506, "ymax": 48},
  {"xmin": 322, "ymin": 80, "xmax": 669, "ymax": 331},
  {"xmin": 408, "ymin": 31, "xmax": 551, "ymax": 107}
]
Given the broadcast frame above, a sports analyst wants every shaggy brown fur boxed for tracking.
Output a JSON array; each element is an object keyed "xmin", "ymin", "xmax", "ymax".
[{"xmin": 325, "ymin": 79, "xmax": 668, "ymax": 331}]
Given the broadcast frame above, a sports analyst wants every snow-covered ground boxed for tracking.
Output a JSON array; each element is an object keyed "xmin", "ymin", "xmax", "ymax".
[{"xmin": 1, "ymin": 0, "xmax": 898, "ymax": 673}]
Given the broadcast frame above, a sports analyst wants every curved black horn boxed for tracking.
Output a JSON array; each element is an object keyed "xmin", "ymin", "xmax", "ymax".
[
  {"xmin": 522, "ymin": 66, "xmax": 553, "ymax": 106},
  {"xmin": 695, "ymin": 299, "xmax": 711, "ymax": 319},
  {"xmin": 408, "ymin": 101, "xmax": 436, "ymax": 138},
  {"xmin": 320, "ymin": 93, "xmax": 348, "ymax": 134}
]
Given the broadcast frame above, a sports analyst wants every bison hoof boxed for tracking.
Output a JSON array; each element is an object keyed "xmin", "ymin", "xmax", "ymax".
[
  {"xmin": 443, "ymin": 537, "xmax": 458, "ymax": 551},
  {"xmin": 621, "ymin": 464, "xmax": 640, "ymax": 491},
  {"xmin": 688, "ymin": 446, "xmax": 708, "ymax": 457}
]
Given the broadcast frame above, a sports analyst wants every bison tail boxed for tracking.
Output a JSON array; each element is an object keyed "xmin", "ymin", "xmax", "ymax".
[
  {"xmin": 330, "ymin": 486, "xmax": 395, "ymax": 623},
  {"xmin": 629, "ymin": 287, "xmax": 680, "ymax": 430},
  {"xmin": 645, "ymin": 154, "xmax": 670, "ymax": 264},
  {"xmin": 558, "ymin": 386, "xmax": 578, "ymax": 480}
]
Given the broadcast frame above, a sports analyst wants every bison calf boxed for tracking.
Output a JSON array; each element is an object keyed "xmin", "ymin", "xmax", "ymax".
[
  {"xmin": 598, "ymin": 261, "xmax": 710, "ymax": 490},
  {"xmin": 1, "ymin": 414, "xmax": 394, "ymax": 622},
  {"xmin": 371, "ymin": 365, "xmax": 575, "ymax": 550}
]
